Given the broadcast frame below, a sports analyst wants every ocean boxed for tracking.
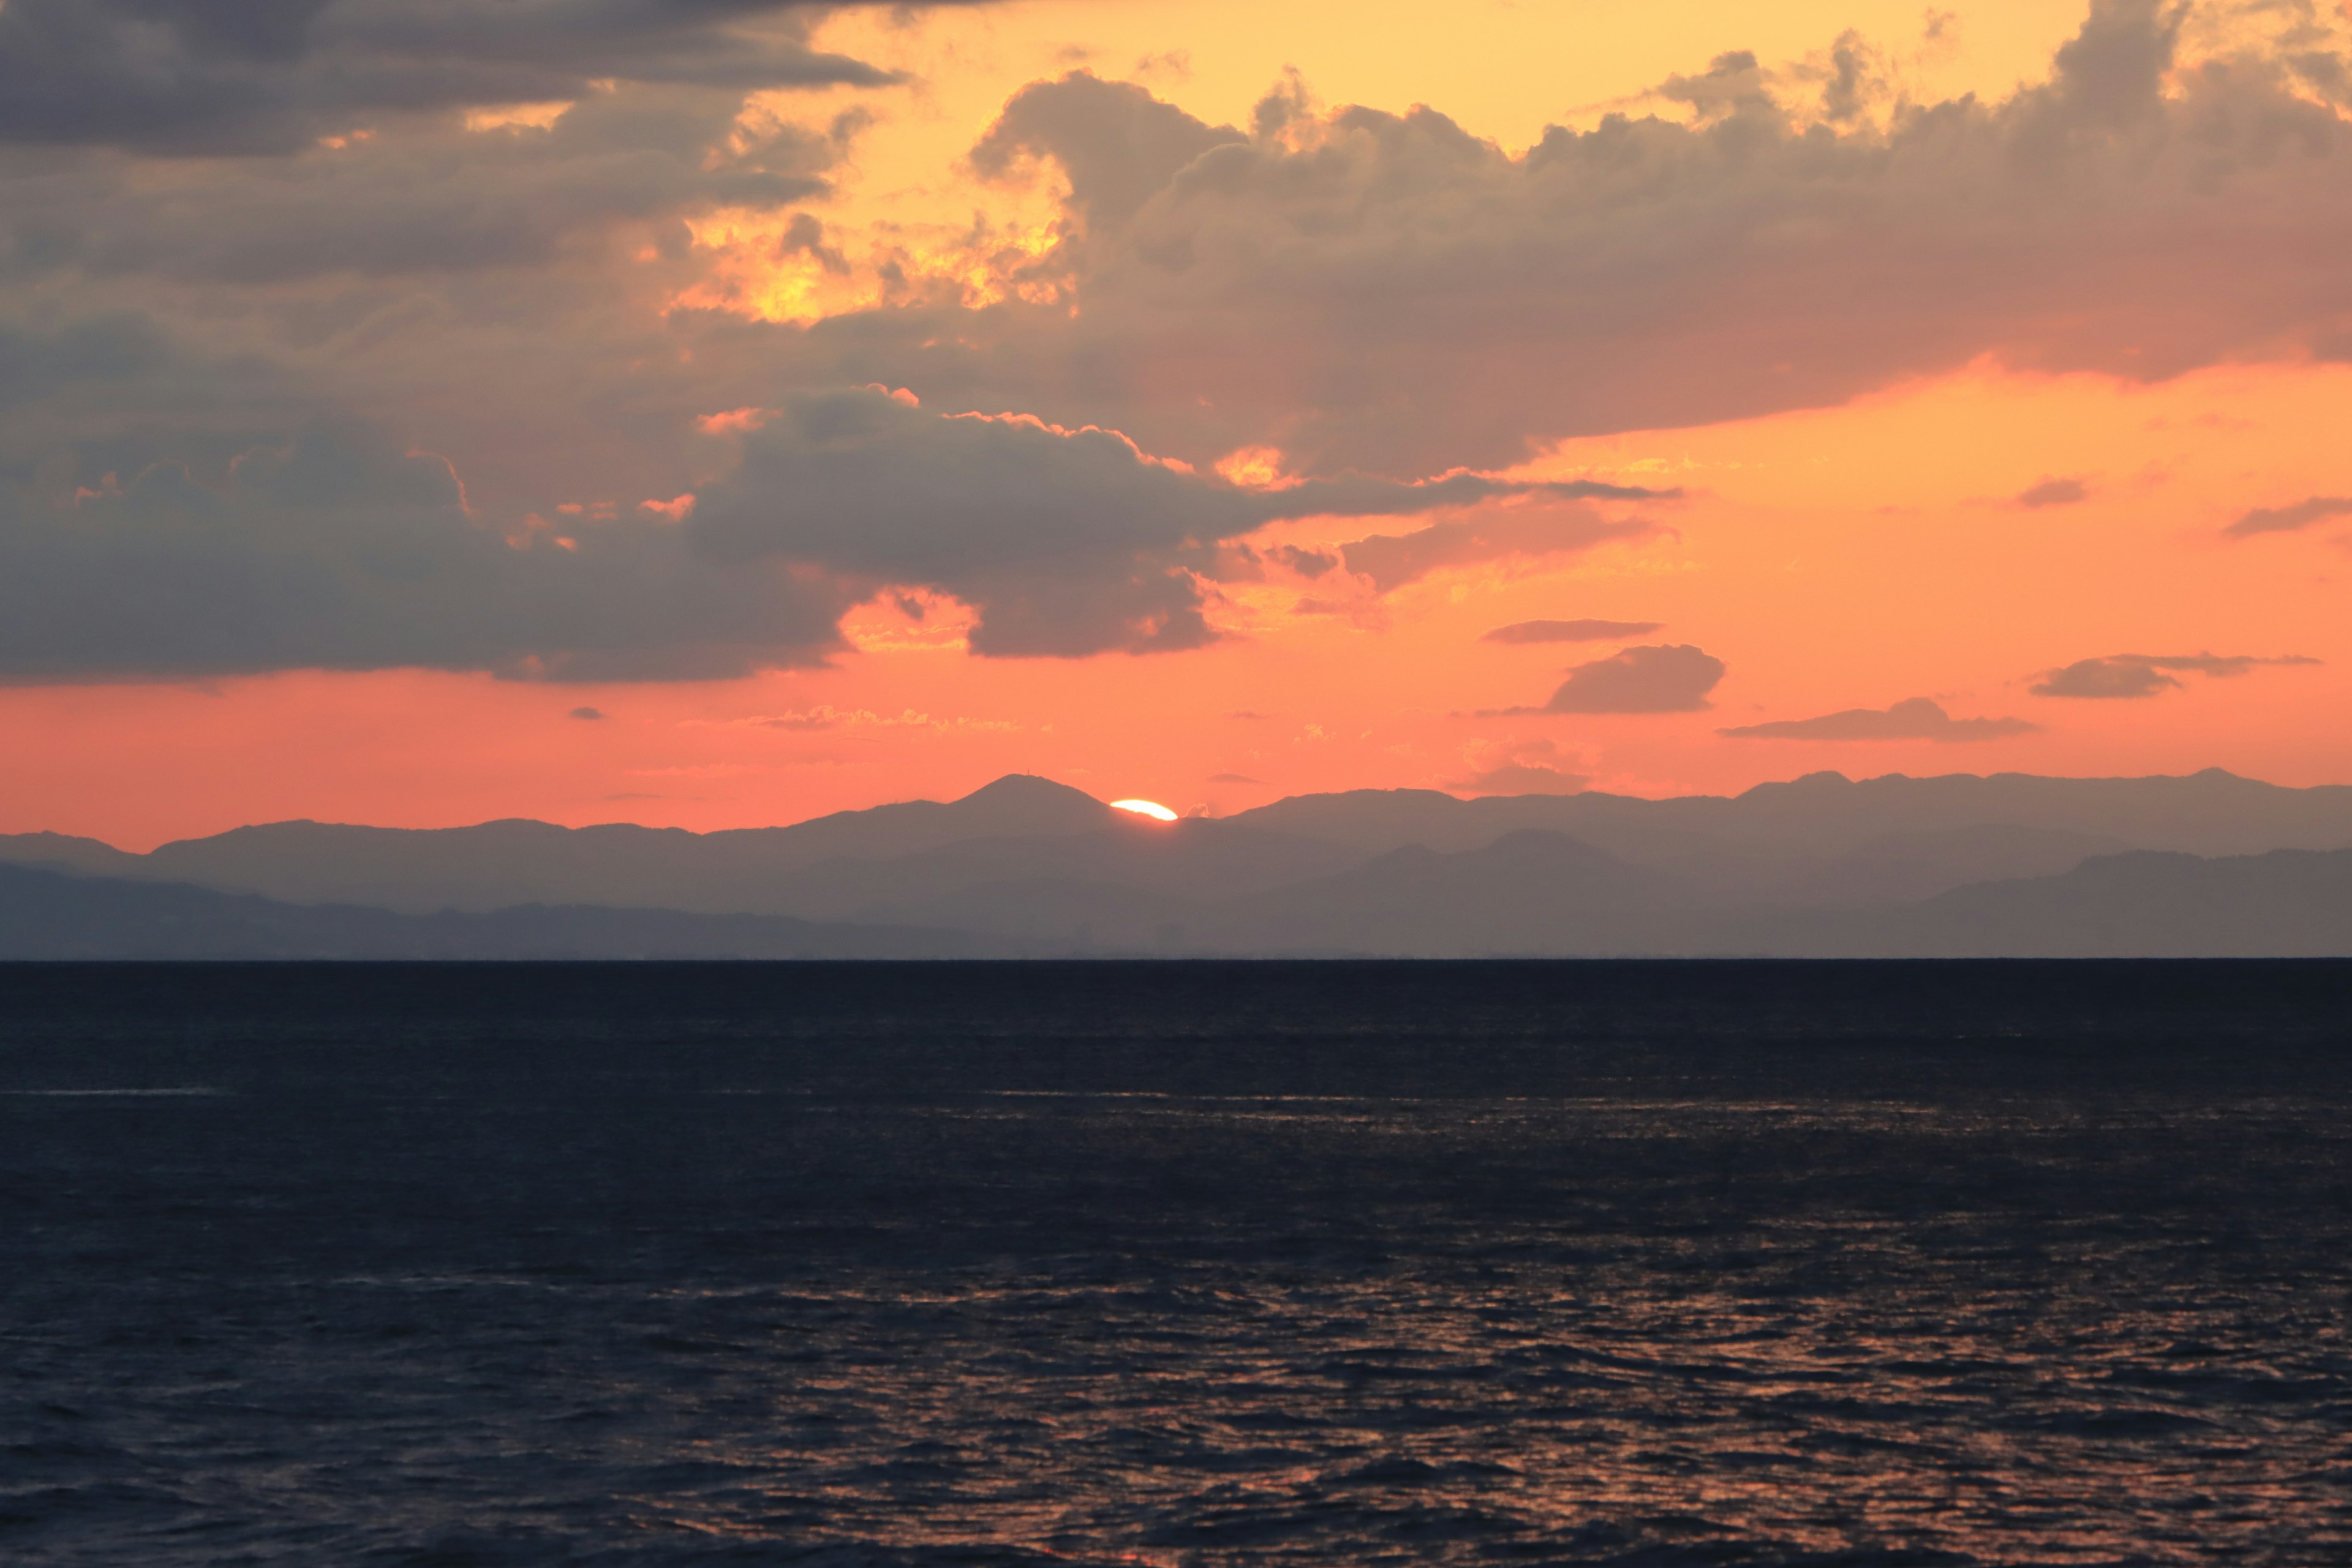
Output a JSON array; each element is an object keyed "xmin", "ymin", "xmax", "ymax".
[{"xmin": 3, "ymin": 960, "xmax": 2349, "ymax": 1566}]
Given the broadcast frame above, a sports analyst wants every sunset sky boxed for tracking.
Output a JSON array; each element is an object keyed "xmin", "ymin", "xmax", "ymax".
[{"xmin": 4, "ymin": 0, "xmax": 2349, "ymax": 848}]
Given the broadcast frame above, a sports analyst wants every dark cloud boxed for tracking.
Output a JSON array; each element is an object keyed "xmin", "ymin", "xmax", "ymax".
[
  {"xmin": 0, "ymin": 424, "xmax": 845, "ymax": 680},
  {"xmin": 2030, "ymin": 652, "xmax": 2322, "ymax": 698},
  {"xmin": 0, "ymin": 1, "xmax": 892, "ymax": 154},
  {"xmin": 2014, "ymin": 477, "xmax": 2090, "ymax": 508},
  {"xmin": 2, "ymin": 86, "xmax": 839, "ymax": 287},
  {"xmin": 569, "ymin": 706, "xmax": 606, "ymax": 720},
  {"xmin": 1506, "ymin": 644, "xmax": 1725, "ymax": 714},
  {"xmin": 1482, "ymin": 617, "xmax": 1663, "ymax": 644},
  {"xmin": 2226, "ymin": 495, "xmax": 2352, "ymax": 537},
  {"xmin": 1719, "ymin": 696, "xmax": 2038, "ymax": 741},
  {"xmin": 687, "ymin": 389, "xmax": 1662, "ymax": 657},
  {"xmin": 1264, "ymin": 545, "xmax": 1338, "ymax": 578}
]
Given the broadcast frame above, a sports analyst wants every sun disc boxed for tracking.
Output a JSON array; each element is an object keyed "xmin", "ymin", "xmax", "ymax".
[{"xmin": 1110, "ymin": 799, "xmax": 1178, "ymax": 822}]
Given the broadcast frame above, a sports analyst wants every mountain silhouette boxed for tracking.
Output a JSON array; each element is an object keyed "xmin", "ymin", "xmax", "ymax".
[{"xmin": 4, "ymin": 769, "xmax": 2350, "ymax": 956}]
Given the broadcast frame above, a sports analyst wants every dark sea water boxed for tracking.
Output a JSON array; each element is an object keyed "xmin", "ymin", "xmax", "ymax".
[{"xmin": 3, "ymin": 961, "xmax": 2350, "ymax": 1567}]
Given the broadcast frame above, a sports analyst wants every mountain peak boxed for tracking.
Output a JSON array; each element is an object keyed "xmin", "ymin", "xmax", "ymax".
[{"xmin": 956, "ymin": 774, "xmax": 1102, "ymax": 808}]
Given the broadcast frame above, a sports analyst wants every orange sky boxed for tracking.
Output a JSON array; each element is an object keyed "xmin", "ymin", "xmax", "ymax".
[{"xmin": 2, "ymin": 1, "xmax": 2347, "ymax": 848}]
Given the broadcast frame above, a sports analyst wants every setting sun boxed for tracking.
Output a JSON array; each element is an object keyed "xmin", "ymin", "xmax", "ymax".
[{"xmin": 1109, "ymin": 799, "xmax": 1178, "ymax": 822}]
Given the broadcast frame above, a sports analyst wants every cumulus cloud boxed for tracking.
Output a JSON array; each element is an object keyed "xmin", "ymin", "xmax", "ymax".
[
  {"xmin": 809, "ymin": 1, "xmax": 2352, "ymax": 478},
  {"xmin": 1719, "ymin": 696, "xmax": 2038, "ymax": 741},
  {"xmin": 2014, "ymin": 478, "xmax": 2090, "ymax": 508},
  {"xmin": 2030, "ymin": 651, "xmax": 2321, "ymax": 698},
  {"xmin": 1448, "ymin": 737, "xmax": 1588, "ymax": 796},
  {"xmin": 1499, "ymin": 644, "xmax": 1726, "ymax": 714},
  {"xmin": 0, "ymin": 0, "xmax": 889, "ymax": 154},
  {"xmin": 2226, "ymin": 495, "xmax": 2352, "ymax": 537},
  {"xmin": 1482, "ymin": 618, "xmax": 1662, "ymax": 644}
]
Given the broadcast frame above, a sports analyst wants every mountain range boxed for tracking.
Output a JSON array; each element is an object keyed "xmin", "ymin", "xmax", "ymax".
[{"xmin": 4, "ymin": 769, "xmax": 2350, "ymax": 957}]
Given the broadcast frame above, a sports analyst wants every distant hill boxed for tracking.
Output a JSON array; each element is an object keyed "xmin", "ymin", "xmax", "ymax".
[
  {"xmin": 0, "ymin": 775, "xmax": 1115, "ymax": 916},
  {"xmin": 4, "ymin": 769, "xmax": 2351, "ymax": 957},
  {"xmin": 9, "ymin": 838, "xmax": 2345, "ymax": 960},
  {"xmin": 0, "ymin": 865, "xmax": 1027, "ymax": 960},
  {"xmin": 1744, "ymin": 848, "xmax": 2352, "ymax": 959},
  {"xmin": 1229, "ymin": 769, "xmax": 2352, "ymax": 864}
]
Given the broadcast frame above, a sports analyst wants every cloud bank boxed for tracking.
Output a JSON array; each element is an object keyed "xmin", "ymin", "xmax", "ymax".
[
  {"xmin": 0, "ymin": 0, "xmax": 889, "ymax": 153},
  {"xmin": 902, "ymin": 1, "xmax": 2352, "ymax": 475},
  {"xmin": 6, "ymin": 2, "xmax": 2352, "ymax": 683}
]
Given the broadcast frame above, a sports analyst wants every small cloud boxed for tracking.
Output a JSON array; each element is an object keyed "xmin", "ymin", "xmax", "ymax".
[
  {"xmin": 1226, "ymin": 710, "xmax": 1270, "ymax": 720},
  {"xmin": 1266, "ymin": 544, "xmax": 1338, "ymax": 578},
  {"xmin": 1483, "ymin": 617, "xmax": 1663, "ymax": 644},
  {"xmin": 1448, "ymin": 737, "xmax": 1587, "ymax": 796},
  {"xmin": 2014, "ymin": 477, "xmax": 2089, "ymax": 508},
  {"xmin": 1132, "ymin": 48, "xmax": 1193, "ymax": 82},
  {"xmin": 1208, "ymin": 772, "xmax": 1265, "ymax": 784},
  {"xmin": 1719, "ymin": 696, "xmax": 2037, "ymax": 741},
  {"xmin": 2030, "ymin": 652, "xmax": 2321, "ymax": 699},
  {"xmin": 568, "ymin": 706, "xmax": 606, "ymax": 721},
  {"xmin": 1522, "ymin": 644, "xmax": 1725, "ymax": 714},
  {"xmin": 2226, "ymin": 495, "xmax": 2352, "ymax": 538}
]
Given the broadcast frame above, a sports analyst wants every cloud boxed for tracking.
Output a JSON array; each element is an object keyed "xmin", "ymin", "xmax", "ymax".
[
  {"xmin": 1337, "ymin": 501, "xmax": 1664, "ymax": 595},
  {"xmin": 1207, "ymin": 772, "xmax": 1264, "ymax": 784},
  {"xmin": 1506, "ymin": 643, "xmax": 1726, "ymax": 714},
  {"xmin": 1448, "ymin": 737, "xmax": 1588, "ymax": 796},
  {"xmin": 789, "ymin": 2, "xmax": 2352, "ymax": 478},
  {"xmin": 0, "ymin": 424, "xmax": 845, "ymax": 680},
  {"xmin": 0, "ymin": 1, "xmax": 891, "ymax": 154},
  {"xmin": 1264, "ymin": 545, "xmax": 1338, "ymax": 577},
  {"xmin": 2226, "ymin": 496, "xmax": 2352, "ymax": 538},
  {"xmin": 971, "ymin": 72, "xmax": 1246, "ymax": 232},
  {"xmin": 688, "ymin": 388, "xmax": 1665, "ymax": 657},
  {"xmin": 9, "ymin": 6, "xmax": 2352, "ymax": 690},
  {"xmin": 568, "ymin": 706, "xmax": 606, "ymax": 721},
  {"xmin": 1482, "ymin": 618, "xmax": 1663, "ymax": 644},
  {"xmin": 1719, "ymin": 696, "xmax": 2038, "ymax": 741},
  {"xmin": 2014, "ymin": 478, "xmax": 2090, "ymax": 508},
  {"xmin": 2, "ymin": 85, "xmax": 841, "ymax": 287},
  {"xmin": 2030, "ymin": 651, "xmax": 2322, "ymax": 698}
]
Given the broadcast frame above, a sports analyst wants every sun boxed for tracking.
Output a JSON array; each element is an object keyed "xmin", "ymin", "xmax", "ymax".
[{"xmin": 1109, "ymin": 799, "xmax": 1178, "ymax": 822}]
